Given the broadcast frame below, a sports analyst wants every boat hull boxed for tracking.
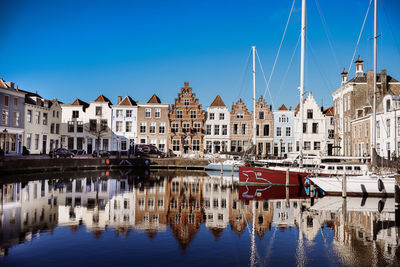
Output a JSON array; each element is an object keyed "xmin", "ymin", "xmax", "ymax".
[{"xmin": 239, "ymin": 166, "xmax": 311, "ymax": 186}]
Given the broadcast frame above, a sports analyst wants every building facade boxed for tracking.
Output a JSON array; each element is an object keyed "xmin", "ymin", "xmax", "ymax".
[
  {"xmin": 273, "ymin": 104, "xmax": 295, "ymax": 158},
  {"xmin": 253, "ymin": 96, "xmax": 274, "ymax": 157},
  {"xmin": 137, "ymin": 94, "xmax": 169, "ymax": 152},
  {"xmin": 0, "ymin": 79, "xmax": 25, "ymax": 155},
  {"xmin": 169, "ymin": 82, "xmax": 205, "ymax": 155},
  {"xmin": 230, "ymin": 99, "xmax": 252, "ymax": 153},
  {"xmin": 204, "ymin": 95, "xmax": 230, "ymax": 154}
]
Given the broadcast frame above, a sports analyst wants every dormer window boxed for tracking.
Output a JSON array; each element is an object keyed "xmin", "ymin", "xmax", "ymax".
[
  {"xmin": 184, "ymin": 99, "xmax": 189, "ymax": 106},
  {"xmin": 96, "ymin": 107, "xmax": 102, "ymax": 116},
  {"xmin": 386, "ymin": 99, "xmax": 391, "ymax": 112},
  {"xmin": 72, "ymin": 110, "xmax": 79, "ymax": 119},
  {"xmin": 307, "ymin": 109, "xmax": 313, "ymax": 119}
]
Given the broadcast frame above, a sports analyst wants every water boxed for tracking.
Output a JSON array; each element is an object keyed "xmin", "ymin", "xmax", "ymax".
[{"xmin": 0, "ymin": 170, "xmax": 399, "ymax": 266}]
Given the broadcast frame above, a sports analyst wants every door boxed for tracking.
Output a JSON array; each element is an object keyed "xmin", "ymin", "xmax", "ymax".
[
  {"xmin": 42, "ymin": 135, "xmax": 47, "ymax": 154},
  {"xmin": 87, "ymin": 138, "xmax": 93, "ymax": 154},
  {"xmin": 328, "ymin": 144, "xmax": 333, "ymax": 156}
]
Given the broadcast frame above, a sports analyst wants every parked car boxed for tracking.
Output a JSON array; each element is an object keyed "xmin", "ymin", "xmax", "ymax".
[
  {"xmin": 71, "ymin": 149, "xmax": 86, "ymax": 155},
  {"xmin": 92, "ymin": 150, "xmax": 110, "ymax": 158},
  {"xmin": 49, "ymin": 148, "xmax": 74, "ymax": 158},
  {"xmin": 134, "ymin": 144, "xmax": 164, "ymax": 158}
]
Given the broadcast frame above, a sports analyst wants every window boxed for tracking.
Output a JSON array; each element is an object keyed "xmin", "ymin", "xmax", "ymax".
[
  {"xmin": 214, "ymin": 125, "xmax": 220, "ymax": 135},
  {"xmin": 116, "ymin": 109, "xmax": 123, "ymax": 117},
  {"xmin": 172, "ymin": 123, "xmax": 179, "ymax": 133},
  {"xmin": 359, "ymin": 125, "xmax": 362, "ymax": 138},
  {"xmin": 296, "ymin": 141, "xmax": 299, "ymax": 151},
  {"xmin": 219, "ymin": 113, "xmax": 225, "ymax": 120},
  {"xmin": 149, "ymin": 122, "xmax": 156, "ymax": 133},
  {"xmin": 126, "ymin": 121, "xmax": 132, "ymax": 132},
  {"xmin": 206, "ymin": 125, "xmax": 211, "ymax": 135},
  {"xmin": 27, "ymin": 110, "xmax": 32, "ymax": 123},
  {"xmin": 194, "ymin": 123, "xmax": 201, "ymax": 133},
  {"xmin": 312, "ymin": 123, "xmax": 318, "ymax": 134},
  {"xmin": 155, "ymin": 108, "xmax": 161, "ymax": 118},
  {"xmin": 172, "ymin": 139, "xmax": 180, "ymax": 151},
  {"xmin": 288, "ymin": 142, "xmax": 293, "ymax": 152},
  {"xmin": 304, "ymin": 141, "xmax": 311, "ymax": 150},
  {"xmin": 90, "ymin": 120, "xmax": 97, "ymax": 132},
  {"xmin": 307, "ymin": 109, "xmax": 313, "ymax": 119},
  {"xmin": 159, "ymin": 122, "xmax": 165, "ymax": 134},
  {"xmin": 77, "ymin": 121, "xmax": 83, "ymax": 133},
  {"xmin": 14, "ymin": 97, "xmax": 18, "ymax": 107},
  {"xmin": 256, "ymin": 124, "xmax": 259, "ymax": 136},
  {"xmin": 126, "ymin": 110, "xmax": 132, "ymax": 117},
  {"xmin": 328, "ymin": 129, "xmax": 334, "ymax": 139},
  {"xmin": 182, "ymin": 123, "xmax": 190, "ymax": 133},
  {"xmin": 209, "ymin": 113, "xmax": 215, "ymax": 120},
  {"xmin": 50, "ymin": 123, "xmax": 55, "ymax": 134},
  {"xmin": 13, "ymin": 112, "xmax": 19, "ymax": 126},
  {"xmin": 4, "ymin": 95, "xmax": 9, "ymax": 106},
  {"xmin": 276, "ymin": 127, "xmax": 281, "ymax": 136},
  {"xmin": 303, "ymin": 123, "xmax": 307, "ymax": 133},
  {"xmin": 192, "ymin": 140, "xmax": 200, "ymax": 151},
  {"xmin": 190, "ymin": 110, "xmax": 196, "ymax": 119},
  {"xmin": 72, "ymin": 110, "xmax": 79, "ymax": 118},
  {"xmin": 56, "ymin": 124, "xmax": 60, "ymax": 134},
  {"xmin": 158, "ymin": 139, "xmax": 166, "ymax": 151},
  {"xmin": 96, "ymin": 107, "xmax": 102, "ymax": 115},
  {"xmin": 222, "ymin": 125, "xmax": 227, "ymax": 135},
  {"xmin": 386, "ymin": 99, "xmax": 391, "ymax": 112},
  {"xmin": 116, "ymin": 121, "xmax": 122, "ymax": 132},
  {"xmin": 26, "ymin": 133, "xmax": 32, "ymax": 149},
  {"xmin": 286, "ymin": 127, "xmax": 291, "ymax": 136},
  {"xmin": 184, "ymin": 99, "xmax": 190, "ymax": 106},
  {"xmin": 140, "ymin": 122, "xmax": 146, "ymax": 133},
  {"xmin": 236, "ymin": 113, "xmax": 244, "ymax": 119},
  {"xmin": 354, "ymin": 126, "xmax": 357, "ymax": 138},
  {"xmin": 233, "ymin": 124, "xmax": 238, "ymax": 135},
  {"xmin": 43, "ymin": 113, "xmax": 48, "ymax": 125},
  {"xmin": 176, "ymin": 110, "xmax": 183, "ymax": 119},
  {"xmin": 263, "ymin": 124, "xmax": 269, "ymax": 136},
  {"xmin": 35, "ymin": 134, "xmax": 39, "ymax": 150},
  {"xmin": 259, "ymin": 111, "xmax": 264, "ymax": 120},
  {"xmin": 377, "ymin": 121, "xmax": 380, "ymax": 138},
  {"xmin": 386, "ymin": 119, "xmax": 390, "ymax": 138},
  {"xmin": 365, "ymin": 123, "xmax": 369, "ymax": 137},
  {"xmin": 35, "ymin": 111, "xmax": 40, "ymax": 124},
  {"xmin": 314, "ymin": 142, "xmax": 321, "ymax": 150},
  {"xmin": 145, "ymin": 108, "xmax": 151, "ymax": 118},
  {"xmin": 68, "ymin": 121, "xmax": 74, "ymax": 132},
  {"xmin": 101, "ymin": 120, "xmax": 107, "ymax": 130}
]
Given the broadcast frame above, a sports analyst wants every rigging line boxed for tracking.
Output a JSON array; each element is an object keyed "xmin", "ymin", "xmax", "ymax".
[
  {"xmin": 275, "ymin": 32, "xmax": 301, "ymax": 105},
  {"xmin": 349, "ymin": 0, "xmax": 373, "ymax": 73},
  {"xmin": 381, "ymin": 0, "xmax": 400, "ymax": 57},
  {"xmin": 237, "ymin": 48, "xmax": 253, "ymax": 100},
  {"xmin": 314, "ymin": 0, "xmax": 340, "ymax": 70},
  {"xmin": 256, "ymin": 50, "xmax": 275, "ymax": 109},
  {"xmin": 262, "ymin": 0, "xmax": 296, "ymax": 102}
]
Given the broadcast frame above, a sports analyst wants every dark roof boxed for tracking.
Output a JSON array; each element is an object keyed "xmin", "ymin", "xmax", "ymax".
[
  {"xmin": 94, "ymin": 94, "xmax": 112, "ymax": 104},
  {"xmin": 118, "ymin": 96, "xmax": 137, "ymax": 106},
  {"xmin": 210, "ymin": 95, "xmax": 226, "ymax": 107},
  {"xmin": 348, "ymin": 74, "xmax": 367, "ymax": 83},
  {"xmin": 277, "ymin": 104, "xmax": 288, "ymax": 111},
  {"xmin": 355, "ymin": 55, "xmax": 363, "ymax": 63},
  {"xmin": 341, "ymin": 68, "xmax": 348, "ymax": 75},
  {"xmin": 71, "ymin": 98, "xmax": 89, "ymax": 108},
  {"xmin": 147, "ymin": 94, "xmax": 162, "ymax": 103},
  {"xmin": 323, "ymin": 106, "xmax": 334, "ymax": 116}
]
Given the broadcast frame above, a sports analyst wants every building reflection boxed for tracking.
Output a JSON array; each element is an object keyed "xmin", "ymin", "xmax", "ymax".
[{"xmin": 0, "ymin": 172, "xmax": 399, "ymax": 264}]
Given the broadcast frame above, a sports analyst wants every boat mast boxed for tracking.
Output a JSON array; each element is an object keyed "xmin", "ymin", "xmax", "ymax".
[
  {"xmin": 371, "ymin": 0, "xmax": 377, "ymax": 168},
  {"xmin": 252, "ymin": 46, "xmax": 257, "ymax": 154},
  {"xmin": 299, "ymin": 0, "xmax": 306, "ymax": 165}
]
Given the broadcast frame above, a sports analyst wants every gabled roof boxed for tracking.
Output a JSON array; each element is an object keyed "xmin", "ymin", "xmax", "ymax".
[
  {"xmin": 210, "ymin": 94, "xmax": 226, "ymax": 107},
  {"xmin": 72, "ymin": 98, "xmax": 89, "ymax": 108},
  {"xmin": 323, "ymin": 106, "xmax": 334, "ymax": 116},
  {"xmin": 94, "ymin": 94, "xmax": 112, "ymax": 104},
  {"xmin": 0, "ymin": 78, "xmax": 8, "ymax": 88},
  {"xmin": 277, "ymin": 104, "xmax": 288, "ymax": 111},
  {"xmin": 118, "ymin": 96, "xmax": 137, "ymax": 106},
  {"xmin": 147, "ymin": 94, "xmax": 161, "ymax": 103}
]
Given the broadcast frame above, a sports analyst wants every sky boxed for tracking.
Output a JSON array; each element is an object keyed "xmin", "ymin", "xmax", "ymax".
[{"xmin": 1, "ymin": 0, "xmax": 400, "ymax": 110}]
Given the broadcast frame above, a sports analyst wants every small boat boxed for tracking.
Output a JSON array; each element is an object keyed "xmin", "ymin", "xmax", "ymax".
[{"xmin": 205, "ymin": 159, "xmax": 244, "ymax": 171}]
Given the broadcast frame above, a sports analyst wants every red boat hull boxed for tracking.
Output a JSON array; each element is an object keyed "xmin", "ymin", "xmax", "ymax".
[{"xmin": 239, "ymin": 166, "xmax": 311, "ymax": 186}]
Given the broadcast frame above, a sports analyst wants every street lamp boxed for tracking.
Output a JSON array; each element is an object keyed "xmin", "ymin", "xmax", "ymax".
[{"xmin": 2, "ymin": 129, "xmax": 8, "ymax": 156}]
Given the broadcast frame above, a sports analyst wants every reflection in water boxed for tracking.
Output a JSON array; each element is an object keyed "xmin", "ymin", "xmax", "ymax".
[{"xmin": 0, "ymin": 171, "xmax": 399, "ymax": 266}]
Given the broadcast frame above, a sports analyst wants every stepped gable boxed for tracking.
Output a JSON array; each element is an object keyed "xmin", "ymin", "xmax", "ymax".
[
  {"xmin": 210, "ymin": 94, "xmax": 226, "ymax": 107},
  {"xmin": 277, "ymin": 104, "xmax": 288, "ymax": 111},
  {"xmin": 323, "ymin": 106, "xmax": 334, "ymax": 116},
  {"xmin": 232, "ymin": 98, "xmax": 250, "ymax": 115},
  {"xmin": 94, "ymin": 94, "xmax": 112, "ymax": 104},
  {"xmin": 119, "ymin": 96, "xmax": 137, "ymax": 106},
  {"xmin": 147, "ymin": 94, "xmax": 162, "ymax": 103}
]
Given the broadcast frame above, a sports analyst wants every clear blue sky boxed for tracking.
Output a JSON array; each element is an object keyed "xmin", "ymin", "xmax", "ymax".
[{"xmin": 1, "ymin": 0, "xmax": 400, "ymax": 110}]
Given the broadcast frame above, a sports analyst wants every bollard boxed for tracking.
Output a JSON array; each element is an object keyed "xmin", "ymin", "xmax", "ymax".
[
  {"xmin": 286, "ymin": 168, "xmax": 289, "ymax": 186},
  {"xmin": 342, "ymin": 174, "xmax": 347, "ymax": 198}
]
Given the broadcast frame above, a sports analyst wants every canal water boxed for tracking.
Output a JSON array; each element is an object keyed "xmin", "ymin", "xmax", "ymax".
[{"xmin": 0, "ymin": 170, "xmax": 399, "ymax": 266}]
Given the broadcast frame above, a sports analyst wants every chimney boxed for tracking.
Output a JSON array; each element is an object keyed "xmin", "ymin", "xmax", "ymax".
[
  {"xmin": 117, "ymin": 96, "xmax": 122, "ymax": 104},
  {"xmin": 355, "ymin": 55, "xmax": 364, "ymax": 77},
  {"xmin": 184, "ymin": 82, "xmax": 189, "ymax": 88},
  {"xmin": 321, "ymin": 106, "xmax": 324, "ymax": 112},
  {"xmin": 341, "ymin": 68, "xmax": 348, "ymax": 85}
]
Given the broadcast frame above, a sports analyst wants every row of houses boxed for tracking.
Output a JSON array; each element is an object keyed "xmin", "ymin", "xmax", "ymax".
[
  {"xmin": 1, "ymin": 56, "xmax": 399, "ymax": 158},
  {"xmin": 0, "ymin": 79, "xmax": 335, "ymax": 157}
]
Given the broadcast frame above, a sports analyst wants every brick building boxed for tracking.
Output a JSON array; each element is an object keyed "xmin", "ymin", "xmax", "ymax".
[
  {"xmin": 230, "ymin": 98, "xmax": 252, "ymax": 153},
  {"xmin": 252, "ymin": 96, "xmax": 274, "ymax": 157}
]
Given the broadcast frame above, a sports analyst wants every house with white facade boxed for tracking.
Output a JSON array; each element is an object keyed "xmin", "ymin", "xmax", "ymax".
[
  {"xmin": 294, "ymin": 93, "xmax": 333, "ymax": 156},
  {"xmin": 375, "ymin": 94, "xmax": 400, "ymax": 159},
  {"xmin": 204, "ymin": 95, "xmax": 230, "ymax": 154},
  {"xmin": 111, "ymin": 96, "xmax": 138, "ymax": 153},
  {"xmin": 0, "ymin": 78, "xmax": 25, "ymax": 155},
  {"xmin": 273, "ymin": 104, "xmax": 295, "ymax": 157},
  {"xmin": 23, "ymin": 90, "xmax": 62, "ymax": 154}
]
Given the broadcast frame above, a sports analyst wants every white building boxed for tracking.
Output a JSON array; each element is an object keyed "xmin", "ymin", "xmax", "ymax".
[
  {"xmin": 294, "ymin": 93, "xmax": 334, "ymax": 156},
  {"xmin": 111, "ymin": 96, "xmax": 138, "ymax": 152},
  {"xmin": 204, "ymin": 95, "xmax": 230, "ymax": 153},
  {"xmin": 23, "ymin": 91, "xmax": 62, "ymax": 154}
]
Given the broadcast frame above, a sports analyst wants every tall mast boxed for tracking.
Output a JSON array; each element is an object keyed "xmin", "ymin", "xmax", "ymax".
[
  {"xmin": 371, "ymin": 0, "xmax": 377, "ymax": 167},
  {"xmin": 299, "ymin": 0, "xmax": 306, "ymax": 163},
  {"xmin": 252, "ymin": 46, "xmax": 257, "ymax": 151}
]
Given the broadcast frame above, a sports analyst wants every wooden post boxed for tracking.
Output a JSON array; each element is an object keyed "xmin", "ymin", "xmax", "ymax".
[
  {"xmin": 286, "ymin": 168, "xmax": 289, "ymax": 186},
  {"xmin": 342, "ymin": 174, "xmax": 347, "ymax": 198}
]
